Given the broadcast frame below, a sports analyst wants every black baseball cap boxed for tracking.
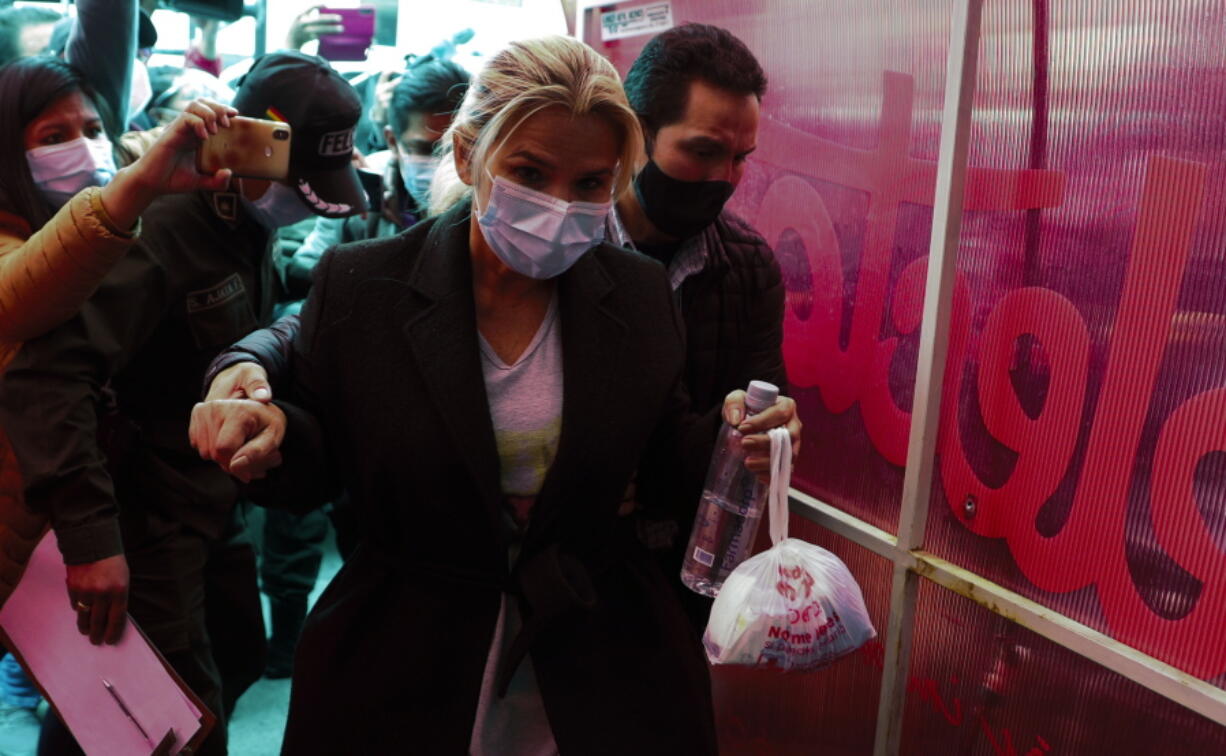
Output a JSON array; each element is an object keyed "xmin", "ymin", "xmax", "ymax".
[{"xmin": 233, "ymin": 51, "xmax": 366, "ymax": 218}]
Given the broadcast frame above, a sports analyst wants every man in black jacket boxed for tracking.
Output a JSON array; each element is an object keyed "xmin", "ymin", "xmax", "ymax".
[
  {"xmin": 0, "ymin": 51, "xmax": 367, "ymax": 755},
  {"xmin": 614, "ymin": 23, "xmax": 787, "ymax": 628},
  {"xmin": 618, "ymin": 23, "xmax": 784, "ymax": 407}
]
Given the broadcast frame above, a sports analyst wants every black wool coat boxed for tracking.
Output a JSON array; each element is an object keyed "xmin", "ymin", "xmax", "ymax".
[{"xmin": 254, "ymin": 202, "xmax": 720, "ymax": 755}]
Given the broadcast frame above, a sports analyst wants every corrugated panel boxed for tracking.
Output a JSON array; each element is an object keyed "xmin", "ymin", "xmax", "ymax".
[
  {"xmin": 903, "ymin": 580, "xmax": 1226, "ymax": 754},
  {"xmin": 584, "ymin": 0, "xmax": 958, "ymax": 534},
  {"xmin": 925, "ymin": 0, "xmax": 1226, "ymax": 687},
  {"xmin": 585, "ymin": 0, "xmax": 1226, "ymax": 747},
  {"xmin": 710, "ymin": 517, "xmax": 891, "ymax": 755}
]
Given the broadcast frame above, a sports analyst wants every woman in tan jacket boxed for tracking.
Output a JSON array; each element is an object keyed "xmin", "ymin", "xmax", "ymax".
[
  {"xmin": 0, "ymin": 55, "xmax": 237, "ymax": 605},
  {"xmin": 0, "ymin": 56, "xmax": 236, "ymax": 347}
]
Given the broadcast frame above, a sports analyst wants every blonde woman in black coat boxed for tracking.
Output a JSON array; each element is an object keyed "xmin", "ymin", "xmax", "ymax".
[{"xmin": 190, "ymin": 35, "xmax": 799, "ymax": 755}]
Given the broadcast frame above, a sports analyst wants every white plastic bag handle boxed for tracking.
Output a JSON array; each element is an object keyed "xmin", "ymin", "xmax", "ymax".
[{"xmin": 767, "ymin": 426, "xmax": 793, "ymax": 546}]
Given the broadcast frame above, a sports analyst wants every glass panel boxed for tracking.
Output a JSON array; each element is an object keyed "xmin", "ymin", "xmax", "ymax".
[
  {"xmin": 925, "ymin": 0, "xmax": 1226, "ymax": 685},
  {"xmin": 583, "ymin": 0, "xmax": 957, "ymax": 533},
  {"xmin": 711, "ymin": 517, "xmax": 892, "ymax": 755},
  {"xmin": 903, "ymin": 581, "xmax": 1226, "ymax": 753}
]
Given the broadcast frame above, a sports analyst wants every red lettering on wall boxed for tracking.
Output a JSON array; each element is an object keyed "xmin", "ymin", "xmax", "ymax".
[
  {"xmin": 758, "ymin": 71, "xmax": 1226, "ymax": 678},
  {"xmin": 756, "ymin": 72, "xmax": 1066, "ymax": 466}
]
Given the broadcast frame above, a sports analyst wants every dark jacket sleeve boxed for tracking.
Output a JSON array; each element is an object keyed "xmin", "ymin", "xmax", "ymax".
[
  {"xmin": 67, "ymin": 0, "xmax": 137, "ymax": 133},
  {"xmin": 0, "ymin": 249, "xmax": 166, "ymax": 564},
  {"xmin": 244, "ymin": 255, "xmax": 342, "ymax": 513},
  {"xmin": 200, "ymin": 314, "xmax": 301, "ymax": 398},
  {"xmin": 720, "ymin": 219, "xmax": 789, "ymax": 396},
  {"xmin": 644, "ymin": 268, "xmax": 722, "ymax": 524},
  {"xmin": 736, "ymin": 230, "xmax": 789, "ymax": 397}
]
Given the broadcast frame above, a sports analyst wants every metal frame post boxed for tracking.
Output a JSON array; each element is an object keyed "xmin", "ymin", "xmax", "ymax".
[{"xmin": 872, "ymin": 0, "xmax": 984, "ymax": 753}]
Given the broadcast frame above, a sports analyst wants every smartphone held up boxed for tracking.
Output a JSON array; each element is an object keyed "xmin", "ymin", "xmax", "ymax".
[
  {"xmin": 318, "ymin": 6, "xmax": 375, "ymax": 62},
  {"xmin": 196, "ymin": 116, "xmax": 292, "ymax": 181}
]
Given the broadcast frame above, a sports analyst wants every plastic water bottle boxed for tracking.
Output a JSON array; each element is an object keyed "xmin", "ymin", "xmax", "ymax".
[{"xmin": 681, "ymin": 380, "xmax": 780, "ymax": 597}]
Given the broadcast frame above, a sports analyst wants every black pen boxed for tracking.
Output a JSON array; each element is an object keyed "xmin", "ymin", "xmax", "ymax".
[{"xmin": 102, "ymin": 678, "xmax": 154, "ymax": 747}]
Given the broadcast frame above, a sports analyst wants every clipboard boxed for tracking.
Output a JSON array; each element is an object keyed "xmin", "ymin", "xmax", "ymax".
[{"xmin": 0, "ymin": 531, "xmax": 216, "ymax": 755}]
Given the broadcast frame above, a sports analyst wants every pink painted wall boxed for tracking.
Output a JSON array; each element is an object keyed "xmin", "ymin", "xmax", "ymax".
[{"xmin": 586, "ymin": 1, "xmax": 1226, "ymax": 752}]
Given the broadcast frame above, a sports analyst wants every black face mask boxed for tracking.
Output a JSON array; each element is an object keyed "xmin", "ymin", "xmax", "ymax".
[{"xmin": 633, "ymin": 159, "xmax": 734, "ymax": 240}]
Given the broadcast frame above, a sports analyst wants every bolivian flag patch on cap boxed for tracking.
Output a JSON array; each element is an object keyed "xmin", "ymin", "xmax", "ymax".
[{"xmin": 265, "ymin": 107, "xmax": 287, "ymax": 123}]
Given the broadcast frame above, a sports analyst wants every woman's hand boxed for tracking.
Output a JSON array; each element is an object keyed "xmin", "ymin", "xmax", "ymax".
[
  {"xmin": 127, "ymin": 98, "xmax": 236, "ymax": 195},
  {"xmin": 189, "ymin": 398, "xmax": 286, "ymax": 483},
  {"xmin": 205, "ymin": 362, "xmax": 273, "ymax": 402},
  {"xmin": 101, "ymin": 98, "xmax": 237, "ymax": 230},
  {"xmin": 722, "ymin": 391, "xmax": 802, "ymax": 484},
  {"xmin": 65, "ymin": 554, "xmax": 129, "ymax": 645},
  {"xmin": 286, "ymin": 5, "xmax": 344, "ymax": 50}
]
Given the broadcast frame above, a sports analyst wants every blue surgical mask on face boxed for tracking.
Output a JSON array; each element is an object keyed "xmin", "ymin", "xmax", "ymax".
[
  {"xmin": 399, "ymin": 153, "xmax": 439, "ymax": 209},
  {"xmin": 475, "ymin": 173, "xmax": 611, "ymax": 280},
  {"xmin": 26, "ymin": 136, "xmax": 117, "ymax": 208},
  {"xmin": 240, "ymin": 181, "xmax": 314, "ymax": 229}
]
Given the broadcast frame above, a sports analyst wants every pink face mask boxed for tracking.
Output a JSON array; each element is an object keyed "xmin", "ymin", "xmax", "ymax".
[{"xmin": 26, "ymin": 136, "xmax": 116, "ymax": 207}]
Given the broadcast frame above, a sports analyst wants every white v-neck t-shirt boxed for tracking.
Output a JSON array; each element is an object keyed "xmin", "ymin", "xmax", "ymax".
[
  {"xmin": 470, "ymin": 295, "xmax": 562, "ymax": 756},
  {"xmin": 478, "ymin": 294, "xmax": 563, "ymax": 499}
]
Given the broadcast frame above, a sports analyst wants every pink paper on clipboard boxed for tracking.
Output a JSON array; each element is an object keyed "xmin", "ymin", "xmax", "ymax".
[{"xmin": 0, "ymin": 531, "xmax": 208, "ymax": 755}]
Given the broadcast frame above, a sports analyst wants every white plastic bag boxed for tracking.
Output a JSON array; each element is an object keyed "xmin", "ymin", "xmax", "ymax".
[{"xmin": 703, "ymin": 427, "xmax": 877, "ymax": 671}]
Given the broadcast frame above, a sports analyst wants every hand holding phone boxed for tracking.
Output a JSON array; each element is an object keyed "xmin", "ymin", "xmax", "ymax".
[
  {"xmin": 286, "ymin": 5, "xmax": 344, "ymax": 51},
  {"xmin": 196, "ymin": 116, "xmax": 292, "ymax": 181},
  {"xmin": 318, "ymin": 6, "xmax": 375, "ymax": 62},
  {"xmin": 98, "ymin": 99, "xmax": 236, "ymax": 233}
]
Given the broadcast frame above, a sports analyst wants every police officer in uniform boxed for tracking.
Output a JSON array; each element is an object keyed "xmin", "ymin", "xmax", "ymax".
[{"xmin": 0, "ymin": 51, "xmax": 367, "ymax": 755}]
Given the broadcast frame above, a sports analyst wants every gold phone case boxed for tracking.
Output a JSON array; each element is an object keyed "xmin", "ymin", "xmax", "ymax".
[{"xmin": 196, "ymin": 116, "xmax": 291, "ymax": 181}]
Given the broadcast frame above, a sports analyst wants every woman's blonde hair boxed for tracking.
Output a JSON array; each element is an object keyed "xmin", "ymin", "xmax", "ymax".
[{"xmin": 429, "ymin": 35, "xmax": 642, "ymax": 217}]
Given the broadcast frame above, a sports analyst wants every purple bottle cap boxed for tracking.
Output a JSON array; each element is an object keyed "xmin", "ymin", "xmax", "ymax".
[{"xmin": 745, "ymin": 380, "xmax": 779, "ymax": 414}]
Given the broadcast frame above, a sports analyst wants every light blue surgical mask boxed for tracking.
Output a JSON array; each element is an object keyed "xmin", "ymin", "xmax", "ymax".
[
  {"xmin": 399, "ymin": 153, "xmax": 439, "ymax": 209},
  {"xmin": 475, "ymin": 174, "xmax": 611, "ymax": 280},
  {"xmin": 26, "ymin": 136, "xmax": 117, "ymax": 208},
  {"xmin": 241, "ymin": 181, "xmax": 314, "ymax": 230}
]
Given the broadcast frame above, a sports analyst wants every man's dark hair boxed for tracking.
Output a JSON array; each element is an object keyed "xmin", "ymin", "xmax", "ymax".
[
  {"xmin": 623, "ymin": 23, "xmax": 767, "ymax": 133},
  {"xmin": 0, "ymin": 55, "xmax": 114, "ymax": 229},
  {"xmin": 0, "ymin": 5, "xmax": 61, "ymax": 65},
  {"xmin": 386, "ymin": 59, "xmax": 470, "ymax": 137}
]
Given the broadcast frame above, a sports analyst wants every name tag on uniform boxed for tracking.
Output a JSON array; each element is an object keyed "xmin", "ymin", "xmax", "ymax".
[{"xmin": 187, "ymin": 274, "xmax": 245, "ymax": 314}]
